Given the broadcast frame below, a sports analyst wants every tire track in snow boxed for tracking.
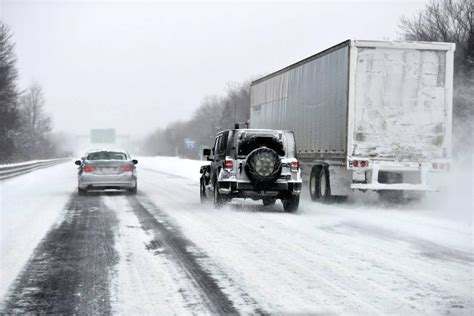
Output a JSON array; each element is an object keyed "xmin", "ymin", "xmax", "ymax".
[
  {"xmin": 138, "ymin": 167, "xmax": 472, "ymax": 314},
  {"xmin": 127, "ymin": 195, "xmax": 266, "ymax": 315},
  {"xmin": 1, "ymin": 193, "xmax": 119, "ymax": 314}
]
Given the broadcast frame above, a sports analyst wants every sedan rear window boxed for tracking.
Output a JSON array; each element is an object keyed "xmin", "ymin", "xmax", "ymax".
[{"xmin": 87, "ymin": 151, "xmax": 127, "ymax": 160}]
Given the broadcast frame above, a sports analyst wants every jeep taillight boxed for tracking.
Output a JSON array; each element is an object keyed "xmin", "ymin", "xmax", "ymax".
[
  {"xmin": 224, "ymin": 159, "xmax": 233, "ymax": 171},
  {"xmin": 290, "ymin": 161, "xmax": 299, "ymax": 173}
]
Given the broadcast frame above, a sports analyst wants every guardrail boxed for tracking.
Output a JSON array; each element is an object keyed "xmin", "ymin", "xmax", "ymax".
[{"xmin": 0, "ymin": 158, "xmax": 71, "ymax": 180}]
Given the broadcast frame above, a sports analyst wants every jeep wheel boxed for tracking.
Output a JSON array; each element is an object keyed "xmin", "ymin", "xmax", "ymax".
[
  {"xmin": 282, "ymin": 195, "xmax": 299, "ymax": 212},
  {"xmin": 200, "ymin": 179, "xmax": 209, "ymax": 203},
  {"xmin": 262, "ymin": 198, "xmax": 276, "ymax": 206},
  {"xmin": 213, "ymin": 183, "xmax": 227, "ymax": 208}
]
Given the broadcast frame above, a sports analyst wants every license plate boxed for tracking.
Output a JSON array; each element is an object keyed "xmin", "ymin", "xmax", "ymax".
[{"xmin": 101, "ymin": 167, "xmax": 116, "ymax": 174}]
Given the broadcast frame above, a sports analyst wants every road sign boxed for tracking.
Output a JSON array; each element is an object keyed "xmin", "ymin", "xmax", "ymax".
[{"xmin": 184, "ymin": 138, "xmax": 196, "ymax": 150}]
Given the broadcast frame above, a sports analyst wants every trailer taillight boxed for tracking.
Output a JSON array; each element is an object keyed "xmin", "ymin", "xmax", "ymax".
[{"xmin": 350, "ymin": 160, "xmax": 368, "ymax": 168}]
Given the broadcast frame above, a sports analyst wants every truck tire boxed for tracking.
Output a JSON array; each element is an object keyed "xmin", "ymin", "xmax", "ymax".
[
  {"xmin": 318, "ymin": 167, "xmax": 333, "ymax": 203},
  {"xmin": 78, "ymin": 187, "xmax": 87, "ymax": 196},
  {"xmin": 213, "ymin": 183, "xmax": 227, "ymax": 208},
  {"xmin": 245, "ymin": 147, "xmax": 282, "ymax": 186},
  {"xmin": 378, "ymin": 172, "xmax": 404, "ymax": 203},
  {"xmin": 379, "ymin": 190, "xmax": 403, "ymax": 203},
  {"xmin": 282, "ymin": 195, "xmax": 299, "ymax": 212},
  {"xmin": 309, "ymin": 166, "xmax": 322, "ymax": 201}
]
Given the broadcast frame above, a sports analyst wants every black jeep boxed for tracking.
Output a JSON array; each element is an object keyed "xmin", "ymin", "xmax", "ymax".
[{"xmin": 200, "ymin": 129, "xmax": 302, "ymax": 212}]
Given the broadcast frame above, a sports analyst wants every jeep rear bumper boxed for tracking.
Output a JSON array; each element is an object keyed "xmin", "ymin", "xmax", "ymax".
[{"xmin": 217, "ymin": 180, "xmax": 302, "ymax": 198}]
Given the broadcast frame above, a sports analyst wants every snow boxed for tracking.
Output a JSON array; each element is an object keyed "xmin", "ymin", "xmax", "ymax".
[
  {"xmin": 103, "ymin": 195, "xmax": 193, "ymax": 315},
  {"xmin": 0, "ymin": 156, "xmax": 471, "ymax": 314},
  {"xmin": 0, "ymin": 158, "xmax": 67, "ymax": 169},
  {"xmin": 138, "ymin": 156, "xmax": 473, "ymax": 314},
  {"xmin": 0, "ymin": 162, "xmax": 76, "ymax": 304},
  {"xmin": 137, "ymin": 156, "xmax": 207, "ymax": 181}
]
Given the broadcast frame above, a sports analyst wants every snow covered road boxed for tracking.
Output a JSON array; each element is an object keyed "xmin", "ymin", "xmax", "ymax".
[{"xmin": 0, "ymin": 157, "xmax": 472, "ymax": 314}]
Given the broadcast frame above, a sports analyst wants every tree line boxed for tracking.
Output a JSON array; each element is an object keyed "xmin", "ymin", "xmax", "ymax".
[
  {"xmin": 1, "ymin": 0, "xmax": 470, "ymax": 162},
  {"xmin": 140, "ymin": 81, "xmax": 252, "ymax": 158},
  {"xmin": 141, "ymin": 0, "xmax": 472, "ymax": 159},
  {"xmin": 0, "ymin": 23, "xmax": 60, "ymax": 164}
]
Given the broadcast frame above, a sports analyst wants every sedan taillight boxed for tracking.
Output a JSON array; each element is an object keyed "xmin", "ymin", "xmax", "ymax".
[
  {"xmin": 120, "ymin": 164, "xmax": 134, "ymax": 172},
  {"xmin": 82, "ymin": 165, "xmax": 96, "ymax": 172}
]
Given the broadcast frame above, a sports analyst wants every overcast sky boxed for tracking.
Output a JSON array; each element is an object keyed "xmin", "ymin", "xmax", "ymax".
[{"xmin": 1, "ymin": 0, "xmax": 427, "ymax": 137}]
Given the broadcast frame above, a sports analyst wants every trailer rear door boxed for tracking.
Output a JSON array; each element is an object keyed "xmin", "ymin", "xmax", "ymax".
[{"xmin": 348, "ymin": 41, "xmax": 454, "ymax": 161}]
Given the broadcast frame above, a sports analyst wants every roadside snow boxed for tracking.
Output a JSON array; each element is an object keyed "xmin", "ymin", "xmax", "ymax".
[
  {"xmin": 0, "ymin": 162, "xmax": 76, "ymax": 305},
  {"xmin": 0, "ymin": 158, "xmax": 68, "ymax": 168},
  {"xmin": 138, "ymin": 156, "xmax": 473, "ymax": 314}
]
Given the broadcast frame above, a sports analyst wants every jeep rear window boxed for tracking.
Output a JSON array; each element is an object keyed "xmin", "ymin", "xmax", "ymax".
[{"xmin": 237, "ymin": 133, "xmax": 287, "ymax": 157}]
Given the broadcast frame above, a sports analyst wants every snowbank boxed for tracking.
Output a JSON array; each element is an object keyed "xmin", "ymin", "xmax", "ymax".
[{"xmin": 0, "ymin": 163, "xmax": 76, "ymax": 304}]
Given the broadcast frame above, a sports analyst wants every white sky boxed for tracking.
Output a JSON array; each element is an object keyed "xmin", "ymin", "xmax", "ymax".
[{"xmin": 1, "ymin": 0, "xmax": 427, "ymax": 136}]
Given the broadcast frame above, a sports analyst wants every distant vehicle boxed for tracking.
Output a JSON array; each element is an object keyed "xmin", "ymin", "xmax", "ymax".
[
  {"xmin": 200, "ymin": 128, "xmax": 302, "ymax": 212},
  {"xmin": 250, "ymin": 39, "xmax": 455, "ymax": 201},
  {"xmin": 75, "ymin": 149, "xmax": 138, "ymax": 195}
]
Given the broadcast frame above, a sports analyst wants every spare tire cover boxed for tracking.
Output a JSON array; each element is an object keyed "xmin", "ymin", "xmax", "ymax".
[{"xmin": 245, "ymin": 147, "xmax": 282, "ymax": 185}]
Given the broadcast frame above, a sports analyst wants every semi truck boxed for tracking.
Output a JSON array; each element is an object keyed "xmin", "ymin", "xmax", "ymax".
[{"xmin": 250, "ymin": 39, "xmax": 455, "ymax": 201}]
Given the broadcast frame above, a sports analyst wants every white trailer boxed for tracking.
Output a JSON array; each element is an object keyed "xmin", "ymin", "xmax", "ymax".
[{"xmin": 250, "ymin": 39, "xmax": 455, "ymax": 201}]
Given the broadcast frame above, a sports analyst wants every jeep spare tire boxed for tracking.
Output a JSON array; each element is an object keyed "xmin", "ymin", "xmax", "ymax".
[{"xmin": 245, "ymin": 147, "xmax": 282, "ymax": 185}]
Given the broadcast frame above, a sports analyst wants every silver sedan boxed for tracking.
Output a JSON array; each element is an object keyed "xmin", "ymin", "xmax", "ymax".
[{"xmin": 75, "ymin": 149, "xmax": 138, "ymax": 195}]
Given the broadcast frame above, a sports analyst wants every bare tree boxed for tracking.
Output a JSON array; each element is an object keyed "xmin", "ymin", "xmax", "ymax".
[
  {"xmin": 16, "ymin": 83, "xmax": 54, "ymax": 160},
  {"xmin": 140, "ymin": 81, "xmax": 252, "ymax": 158},
  {"xmin": 0, "ymin": 23, "xmax": 20, "ymax": 163},
  {"xmin": 400, "ymin": 0, "xmax": 473, "ymax": 118},
  {"xmin": 400, "ymin": 0, "xmax": 473, "ymax": 67},
  {"xmin": 19, "ymin": 83, "xmax": 51, "ymax": 137},
  {"xmin": 220, "ymin": 81, "xmax": 251, "ymax": 130},
  {"xmin": 400, "ymin": 0, "xmax": 473, "ymax": 154}
]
